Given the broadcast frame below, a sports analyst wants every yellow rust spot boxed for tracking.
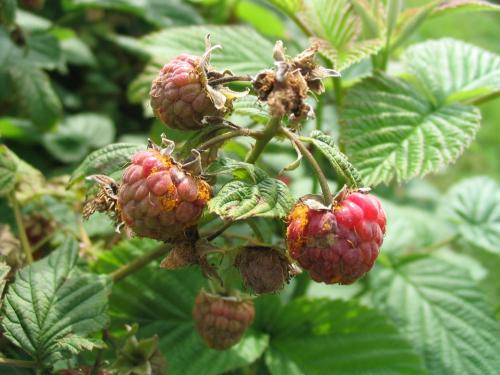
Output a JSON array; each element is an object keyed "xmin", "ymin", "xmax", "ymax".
[
  {"xmin": 160, "ymin": 184, "xmax": 178, "ymax": 211},
  {"xmin": 149, "ymin": 150, "xmax": 173, "ymax": 175},
  {"xmin": 196, "ymin": 178, "xmax": 212, "ymax": 203},
  {"xmin": 287, "ymin": 203, "xmax": 309, "ymax": 252}
]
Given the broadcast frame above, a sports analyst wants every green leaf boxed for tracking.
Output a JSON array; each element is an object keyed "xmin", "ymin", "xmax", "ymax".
[
  {"xmin": 43, "ymin": 113, "xmax": 115, "ymax": 163},
  {"xmin": 266, "ymin": 298, "xmax": 426, "ymax": 375},
  {"xmin": 209, "ymin": 173, "xmax": 294, "ymax": 221},
  {"xmin": 440, "ymin": 176, "xmax": 500, "ymax": 254},
  {"xmin": 93, "ymin": 239, "xmax": 269, "ymax": 375},
  {"xmin": 266, "ymin": 0, "xmax": 304, "ymax": 16},
  {"xmin": 315, "ymin": 37, "xmax": 384, "ymax": 72},
  {"xmin": 205, "ymin": 157, "xmax": 267, "ymax": 183},
  {"xmin": 25, "ymin": 31, "xmax": 63, "ymax": 70},
  {"xmin": 235, "ymin": 0, "xmax": 285, "ymax": 37},
  {"xmin": 68, "ymin": 143, "xmax": 144, "ymax": 187},
  {"xmin": 140, "ymin": 25, "xmax": 274, "ymax": 76},
  {"xmin": 309, "ymin": 130, "xmax": 362, "ymax": 188},
  {"xmin": 433, "ymin": 0, "xmax": 500, "ymax": 17},
  {"xmin": 371, "ymin": 256, "xmax": 500, "ymax": 374},
  {"xmin": 341, "ymin": 73, "xmax": 481, "ymax": 186},
  {"xmin": 403, "ymin": 38, "xmax": 500, "ymax": 104},
  {"xmin": 302, "ymin": 0, "xmax": 383, "ymax": 71},
  {"xmin": 63, "ymin": 0, "xmax": 202, "ymax": 27},
  {"xmin": 1, "ymin": 238, "xmax": 111, "ymax": 367},
  {"xmin": 0, "ymin": 262, "xmax": 10, "ymax": 306},
  {"xmin": 0, "ymin": 144, "xmax": 18, "ymax": 195},
  {"xmin": 0, "ymin": 0, "xmax": 17, "ymax": 29},
  {"xmin": 9, "ymin": 64, "xmax": 62, "ymax": 131}
]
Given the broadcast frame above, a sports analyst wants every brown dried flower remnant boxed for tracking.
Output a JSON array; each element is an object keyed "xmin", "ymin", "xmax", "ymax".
[{"xmin": 253, "ymin": 41, "xmax": 340, "ymax": 122}]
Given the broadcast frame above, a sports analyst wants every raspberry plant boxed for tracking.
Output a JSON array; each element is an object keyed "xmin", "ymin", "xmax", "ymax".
[{"xmin": 1, "ymin": 1, "xmax": 500, "ymax": 374}]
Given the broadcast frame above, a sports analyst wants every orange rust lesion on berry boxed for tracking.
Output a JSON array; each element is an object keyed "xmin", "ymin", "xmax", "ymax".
[
  {"xmin": 196, "ymin": 179, "xmax": 212, "ymax": 203},
  {"xmin": 159, "ymin": 184, "xmax": 178, "ymax": 211},
  {"xmin": 287, "ymin": 203, "xmax": 309, "ymax": 253}
]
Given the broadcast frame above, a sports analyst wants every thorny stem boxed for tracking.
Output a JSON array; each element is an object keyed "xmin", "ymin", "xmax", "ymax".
[
  {"xmin": 280, "ymin": 128, "xmax": 333, "ymax": 205},
  {"xmin": 196, "ymin": 129, "xmax": 262, "ymax": 152},
  {"xmin": 0, "ymin": 357, "xmax": 37, "ymax": 368},
  {"xmin": 245, "ymin": 116, "xmax": 283, "ymax": 164},
  {"xmin": 9, "ymin": 192, "xmax": 33, "ymax": 264},
  {"xmin": 208, "ymin": 75, "xmax": 253, "ymax": 86},
  {"xmin": 111, "ymin": 244, "xmax": 172, "ymax": 282}
]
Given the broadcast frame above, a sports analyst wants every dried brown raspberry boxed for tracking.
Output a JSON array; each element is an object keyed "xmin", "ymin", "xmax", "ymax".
[
  {"xmin": 117, "ymin": 145, "xmax": 211, "ymax": 242},
  {"xmin": 235, "ymin": 246, "xmax": 292, "ymax": 294},
  {"xmin": 286, "ymin": 191, "xmax": 386, "ymax": 284},
  {"xmin": 193, "ymin": 290, "xmax": 254, "ymax": 350}
]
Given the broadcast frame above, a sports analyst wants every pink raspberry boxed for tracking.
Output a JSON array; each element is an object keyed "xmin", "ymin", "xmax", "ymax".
[
  {"xmin": 192, "ymin": 290, "xmax": 254, "ymax": 350},
  {"xmin": 286, "ymin": 192, "xmax": 386, "ymax": 284},
  {"xmin": 117, "ymin": 148, "xmax": 211, "ymax": 242},
  {"xmin": 150, "ymin": 54, "xmax": 229, "ymax": 130}
]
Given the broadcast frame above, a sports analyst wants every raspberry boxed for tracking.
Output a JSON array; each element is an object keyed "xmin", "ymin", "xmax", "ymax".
[
  {"xmin": 235, "ymin": 246, "xmax": 292, "ymax": 294},
  {"xmin": 286, "ymin": 191, "xmax": 386, "ymax": 284},
  {"xmin": 117, "ymin": 148, "xmax": 211, "ymax": 242},
  {"xmin": 192, "ymin": 290, "xmax": 254, "ymax": 350}
]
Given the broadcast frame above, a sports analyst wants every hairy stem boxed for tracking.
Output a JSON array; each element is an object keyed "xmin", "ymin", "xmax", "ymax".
[
  {"xmin": 208, "ymin": 75, "xmax": 253, "ymax": 86},
  {"xmin": 9, "ymin": 192, "xmax": 33, "ymax": 264},
  {"xmin": 245, "ymin": 116, "xmax": 282, "ymax": 164},
  {"xmin": 197, "ymin": 129, "xmax": 262, "ymax": 151},
  {"xmin": 111, "ymin": 244, "xmax": 172, "ymax": 282},
  {"xmin": 0, "ymin": 357, "xmax": 37, "ymax": 368},
  {"xmin": 280, "ymin": 128, "xmax": 333, "ymax": 205}
]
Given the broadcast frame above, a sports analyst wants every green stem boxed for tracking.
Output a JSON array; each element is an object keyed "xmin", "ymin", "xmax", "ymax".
[
  {"xmin": 280, "ymin": 128, "xmax": 333, "ymax": 205},
  {"xmin": 290, "ymin": 274, "xmax": 311, "ymax": 299},
  {"xmin": 9, "ymin": 192, "xmax": 33, "ymax": 264},
  {"xmin": 111, "ymin": 244, "xmax": 172, "ymax": 282},
  {"xmin": 312, "ymin": 96, "xmax": 325, "ymax": 194},
  {"xmin": 247, "ymin": 219, "xmax": 264, "ymax": 242},
  {"xmin": 0, "ymin": 357, "xmax": 37, "ymax": 368},
  {"xmin": 464, "ymin": 90, "xmax": 500, "ymax": 106},
  {"xmin": 197, "ymin": 129, "xmax": 262, "ymax": 151},
  {"xmin": 206, "ymin": 221, "xmax": 234, "ymax": 241},
  {"xmin": 333, "ymin": 76, "xmax": 343, "ymax": 108},
  {"xmin": 417, "ymin": 235, "xmax": 459, "ymax": 254},
  {"xmin": 208, "ymin": 75, "xmax": 253, "ymax": 86},
  {"xmin": 245, "ymin": 116, "xmax": 282, "ymax": 164}
]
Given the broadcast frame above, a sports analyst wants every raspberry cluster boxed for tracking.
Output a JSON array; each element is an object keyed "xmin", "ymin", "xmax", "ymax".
[
  {"xmin": 118, "ymin": 148, "xmax": 211, "ymax": 241},
  {"xmin": 192, "ymin": 290, "xmax": 255, "ymax": 350},
  {"xmin": 287, "ymin": 192, "xmax": 386, "ymax": 284}
]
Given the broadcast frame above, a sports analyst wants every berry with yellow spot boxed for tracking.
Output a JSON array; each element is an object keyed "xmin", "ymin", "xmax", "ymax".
[
  {"xmin": 117, "ymin": 147, "xmax": 211, "ymax": 242},
  {"xmin": 286, "ymin": 191, "xmax": 386, "ymax": 284}
]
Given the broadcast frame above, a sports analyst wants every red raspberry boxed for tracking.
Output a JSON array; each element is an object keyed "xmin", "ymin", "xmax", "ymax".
[
  {"xmin": 235, "ymin": 246, "xmax": 292, "ymax": 294},
  {"xmin": 192, "ymin": 290, "xmax": 254, "ymax": 350},
  {"xmin": 286, "ymin": 192, "xmax": 386, "ymax": 284},
  {"xmin": 150, "ymin": 54, "xmax": 230, "ymax": 130},
  {"xmin": 117, "ymin": 148, "xmax": 211, "ymax": 241}
]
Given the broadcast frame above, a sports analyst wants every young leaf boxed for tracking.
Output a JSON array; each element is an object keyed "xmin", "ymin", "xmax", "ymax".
[
  {"xmin": 93, "ymin": 239, "xmax": 269, "ymax": 375},
  {"xmin": 1, "ymin": 238, "xmax": 111, "ymax": 368},
  {"xmin": 68, "ymin": 143, "xmax": 144, "ymax": 187},
  {"xmin": 309, "ymin": 130, "xmax": 362, "ymax": 188},
  {"xmin": 209, "ymin": 176, "xmax": 294, "ymax": 221},
  {"xmin": 403, "ymin": 38, "xmax": 500, "ymax": 104},
  {"xmin": 371, "ymin": 256, "xmax": 500, "ymax": 374},
  {"xmin": 302, "ymin": 0, "xmax": 383, "ymax": 71},
  {"xmin": 341, "ymin": 74, "xmax": 481, "ymax": 186},
  {"xmin": 440, "ymin": 176, "xmax": 500, "ymax": 254},
  {"xmin": 266, "ymin": 0, "xmax": 304, "ymax": 17},
  {"xmin": 0, "ymin": 144, "xmax": 18, "ymax": 195},
  {"xmin": 43, "ymin": 113, "xmax": 116, "ymax": 163},
  {"xmin": 265, "ymin": 298, "xmax": 426, "ymax": 375}
]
